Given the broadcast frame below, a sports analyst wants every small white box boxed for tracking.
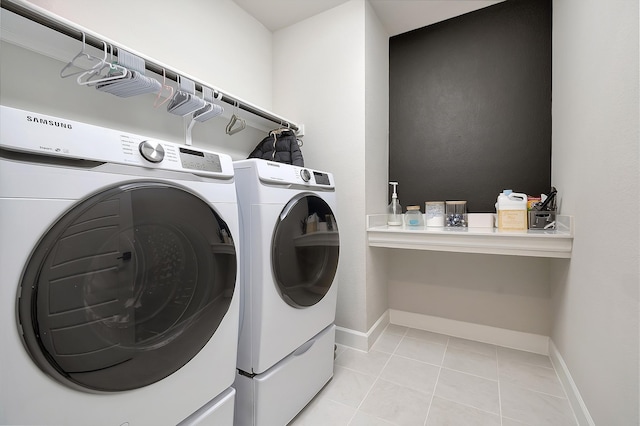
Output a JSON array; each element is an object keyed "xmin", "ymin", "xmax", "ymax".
[{"xmin": 467, "ymin": 213, "xmax": 495, "ymax": 228}]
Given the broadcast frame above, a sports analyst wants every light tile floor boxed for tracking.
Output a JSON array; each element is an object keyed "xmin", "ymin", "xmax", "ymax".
[{"xmin": 289, "ymin": 324, "xmax": 578, "ymax": 426}]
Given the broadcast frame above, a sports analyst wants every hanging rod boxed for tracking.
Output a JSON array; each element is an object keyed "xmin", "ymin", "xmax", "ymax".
[{"xmin": 1, "ymin": 0, "xmax": 300, "ymax": 133}]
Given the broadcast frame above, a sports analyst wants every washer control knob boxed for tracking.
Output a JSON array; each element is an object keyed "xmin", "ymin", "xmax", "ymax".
[
  {"xmin": 139, "ymin": 140, "xmax": 165, "ymax": 163},
  {"xmin": 301, "ymin": 169, "xmax": 311, "ymax": 182}
]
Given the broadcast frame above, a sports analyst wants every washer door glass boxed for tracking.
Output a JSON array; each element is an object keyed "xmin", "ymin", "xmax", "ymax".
[
  {"xmin": 272, "ymin": 194, "xmax": 339, "ymax": 308},
  {"xmin": 18, "ymin": 182, "xmax": 237, "ymax": 392}
]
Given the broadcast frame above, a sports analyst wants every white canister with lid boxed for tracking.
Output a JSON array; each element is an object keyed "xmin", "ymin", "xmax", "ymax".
[{"xmin": 425, "ymin": 201, "xmax": 445, "ymax": 227}]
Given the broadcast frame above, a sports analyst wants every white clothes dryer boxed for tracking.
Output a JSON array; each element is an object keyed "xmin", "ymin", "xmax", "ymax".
[
  {"xmin": 232, "ymin": 159, "xmax": 340, "ymax": 426},
  {"xmin": 0, "ymin": 106, "xmax": 240, "ymax": 426}
]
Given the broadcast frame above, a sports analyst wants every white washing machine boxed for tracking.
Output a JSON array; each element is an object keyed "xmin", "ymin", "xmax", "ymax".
[
  {"xmin": 232, "ymin": 159, "xmax": 340, "ymax": 426},
  {"xmin": 0, "ymin": 105, "xmax": 240, "ymax": 426}
]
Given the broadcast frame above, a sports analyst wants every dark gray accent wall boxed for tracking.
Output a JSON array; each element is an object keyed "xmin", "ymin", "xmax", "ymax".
[{"xmin": 389, "ymin": 0, "xmax": 551, "ymax": 212}]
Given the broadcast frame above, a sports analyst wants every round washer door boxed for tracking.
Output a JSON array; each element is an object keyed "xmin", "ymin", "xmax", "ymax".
[
  {"xmin": 271, "ymin": 194, "xmax": 339, "ymax": 308},
  {"xmin": 18, "ymin": 182, "xmax": 237, "ymax": 393}
]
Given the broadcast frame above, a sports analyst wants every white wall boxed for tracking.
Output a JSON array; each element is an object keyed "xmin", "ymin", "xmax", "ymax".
[
  {"xmin": 1, "ymin": 0, "xmax": 273, "ymax": 159},
  {"xmin": 388, "ymin": 252, "xmax": 553, "ymax": 336},
  {"xmin": 551, "ymin": 0, "xmax": 639, "ymax": 424},
  {"xmin": 273, "ymin": 0, "xmax": 390, "ymax": 340},
  {"xmin": 272, "ymin": 1, "xmax": 369, "ymax": 334},
  {"xmin": 364, "ymin": 1, "xmax": 390, "ymax": 331}
]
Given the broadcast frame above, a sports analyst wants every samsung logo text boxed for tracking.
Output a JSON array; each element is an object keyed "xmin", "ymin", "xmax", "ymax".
[{"xmin": 27, "ymin": 116, "xmax": 73, "ymax": 130}]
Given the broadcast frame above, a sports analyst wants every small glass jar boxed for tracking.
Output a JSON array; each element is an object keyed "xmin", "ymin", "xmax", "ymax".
[
  {"xmin": 445, "ymin": 201, "xmax": 467, "ymax": 227},
  {"xmin": 404, "ymin": 205, "xmax": 424, "ymax": 227}
]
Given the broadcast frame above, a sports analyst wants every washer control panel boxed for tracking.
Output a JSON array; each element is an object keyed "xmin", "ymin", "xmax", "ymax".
[
  {"xmin": 0, "ymin": 106, "xmax": 231, "ymax": 178},
  {"xmin": 312, "ymin": 170, "xmax": 331, "ymax": 185},
  {"xmin": 245, "ymin": 159, "xmax": 335, "ymax": 189},
  {"xmin": 178, "ymin": 147, "xmax": 222, "ymax": 173}
]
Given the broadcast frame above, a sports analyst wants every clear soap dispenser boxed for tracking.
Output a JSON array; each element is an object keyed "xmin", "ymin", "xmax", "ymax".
[{"xmin": 387, "ymin": 182, "xmax": 403, "ymax": 226}]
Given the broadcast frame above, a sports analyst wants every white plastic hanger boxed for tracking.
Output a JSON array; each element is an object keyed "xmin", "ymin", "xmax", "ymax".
[
  {"xmin": 167, "ymin": 76, "xmax": 205, "ymax": 116},
  {"xmin": 225, "ymin": 101, "xmax": 246, "ymax": 135},
  {"xmin": 184, "ymin": 87, "xmax": 225, "ymax": 145},
  {"xmin": 92, "ymin": 49, "xmax": 160, "ymax": 97},
  {"xmin": 154, "ymin": 68, "xmax": 175, "ymax": 108},
  {"xmin": 76, "ymin": 43, "xmax": 127, "ymax": 86},
  {"xmin": 60, "ymin": 32, "xmax": 105, "ymax": 78},
  {"xmin": 193, "ymin": 87, "xmax": 224, "ymax": 122}
]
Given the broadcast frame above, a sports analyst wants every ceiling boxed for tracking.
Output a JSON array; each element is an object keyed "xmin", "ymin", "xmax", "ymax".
[{"xmin": 232, "ymin": 0, "xmax": 504, "ymax": 36}]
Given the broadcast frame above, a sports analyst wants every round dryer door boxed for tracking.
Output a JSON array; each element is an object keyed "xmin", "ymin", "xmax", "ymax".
[
  {"xmin": 272, "ymin": 194, "xmax": 339, "ymax": 308},
  {"xmin": 18, "ymin": 182, "xmax": 237, "ymax": 393}
]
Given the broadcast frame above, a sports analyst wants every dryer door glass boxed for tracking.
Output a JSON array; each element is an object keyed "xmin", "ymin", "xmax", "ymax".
[
  {"xmin": 18, "ymin": 182, "xmax": 237, "ymax": 392},
  {"xmin": 272, "ymin": 194, "xmax": 339, "ymax": 308}
]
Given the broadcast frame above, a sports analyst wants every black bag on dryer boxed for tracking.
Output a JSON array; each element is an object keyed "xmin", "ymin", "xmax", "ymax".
[{"xmin": 248, "ymin": 128, "xmax": 304, "ymax": 166}]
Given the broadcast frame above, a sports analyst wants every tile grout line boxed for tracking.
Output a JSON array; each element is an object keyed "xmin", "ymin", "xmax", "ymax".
[
  {"xmin": 502, "ymin": 382, "xmax": 575, "ymax": 401},
  {"xmin": 496, "ymin": 345, "xmax": 504, "ymax": 426},
  {"xmin": 437, "ymin": 365, "xmax": 499, "ymax": 383},
  {"xmin": 430, "ymin": 395, "xmax": 502, "ymax": 419},
  {"xmin": 345, "ymin": 325, "xmax": 408, "ymax": 426},
  {"xmin": 422, "ymin": 335, "xmax": 449, "ymax": 426},
  {"xmin": 344, "ymin": 359, "xmax": 385, "ymax": 425},
  {"xmin": 498, "ymin": 352, "xmax": 577, "ymax": 401},
  {"xmin": 497, "ymin": 351, "xmax": 575, "ymax": 425}
]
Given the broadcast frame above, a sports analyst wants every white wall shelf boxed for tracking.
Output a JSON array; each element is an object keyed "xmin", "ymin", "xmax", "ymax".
[{"xmin": 366, "ymin": 214, "xmax": 573, "ymax": 258}]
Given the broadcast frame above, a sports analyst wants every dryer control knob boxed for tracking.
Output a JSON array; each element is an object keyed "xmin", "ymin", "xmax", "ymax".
[
  {"xmin": 301, "ymin": 169, "xmax": 311, "ymax": 182},
  {"xmin": 139, "ymin": 140, "xmax": 165, "ymax": 163}
]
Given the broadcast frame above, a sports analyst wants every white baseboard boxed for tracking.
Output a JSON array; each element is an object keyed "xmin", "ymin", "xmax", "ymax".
[
  {"xmin": 389, "ymin": 309, "xmax": 550, "ymax": 355},
  {"xmin": 335, "ymin": 310, "xmax": 389, "ymax": 351},
  {"xmin": 549, "ymin": 340, "xmax": 595, "ymax": 426}
]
